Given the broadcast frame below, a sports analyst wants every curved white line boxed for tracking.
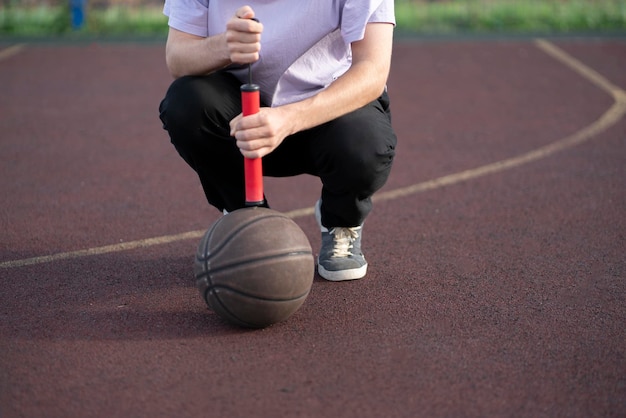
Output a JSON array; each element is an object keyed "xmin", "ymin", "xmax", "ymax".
[
  {"xmin": 0, "ymin": 44, "xmax": 25, "ymax": 62},
  {"xmin": 1, "ymin": 39, "xmax": 624, "ymax": 269}
]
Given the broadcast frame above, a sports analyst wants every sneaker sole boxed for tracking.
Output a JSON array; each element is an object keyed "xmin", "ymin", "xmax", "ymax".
[{"xmin": 317, "ymin": 261, "xmax": 368, "ymax": 281}]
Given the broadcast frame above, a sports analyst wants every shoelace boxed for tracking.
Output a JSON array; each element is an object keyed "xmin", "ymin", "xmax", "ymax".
[{"xmin": 329, "ymin": 226, "xmax": 361, "ymax": 258}]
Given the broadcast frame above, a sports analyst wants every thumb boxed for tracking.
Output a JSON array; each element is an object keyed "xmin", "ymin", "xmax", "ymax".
[{"xmin": 236, "ymin": 5, "xmax": 255, "ymax": 20}]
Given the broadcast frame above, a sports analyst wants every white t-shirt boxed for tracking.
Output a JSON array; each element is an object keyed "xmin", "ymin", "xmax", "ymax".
[{"xmin": 163, "ymin": 0, "xmax": 395, "ymax": 106}]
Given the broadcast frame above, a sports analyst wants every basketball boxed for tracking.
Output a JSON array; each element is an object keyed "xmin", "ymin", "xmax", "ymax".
[{"xmin": 194, "ymin": 207, "xmax": 315, "ymax": 328}]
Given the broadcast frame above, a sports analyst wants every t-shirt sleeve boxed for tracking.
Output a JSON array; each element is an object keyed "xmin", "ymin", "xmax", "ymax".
[
  {"xmin": 340, "ymin": 0, "xmax": 395, "ymax": 44},
  {"xmin": 163, "ymin": 0, "xmax": 209, "ymax": 37}
]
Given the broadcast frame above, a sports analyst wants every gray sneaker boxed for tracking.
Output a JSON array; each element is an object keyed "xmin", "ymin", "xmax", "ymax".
[{"xmin": 315, "ymin": 200, "xmax": 368, "ymax": 281}]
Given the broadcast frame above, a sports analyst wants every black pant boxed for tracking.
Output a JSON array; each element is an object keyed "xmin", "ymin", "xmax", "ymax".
[{"xmin": 159, "ymin": 71, "xmax": 397, "ymax": 228}]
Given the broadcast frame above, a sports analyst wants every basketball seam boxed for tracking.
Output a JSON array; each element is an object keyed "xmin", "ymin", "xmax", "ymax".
[
  {"xmin": 205, "ymin": 285, "xmax": 310, "ymax": 329},
  {"xmin": 205, "ymin": 250, "xmax": 311, "ymax": 273},
  {"xmin": 207, "ymin": 286, "xmax": 311, "ymax": 302},
  {"xmin": 199, "ymin": 219, "xmax": 221, "ymax": 290},
  {"xmin": 198, "ymin": 215, "xmax": 278, "ymax": 289},
  {"xmin": 196, "ymin": 213, "xmax": 293, "ymax": 263}
]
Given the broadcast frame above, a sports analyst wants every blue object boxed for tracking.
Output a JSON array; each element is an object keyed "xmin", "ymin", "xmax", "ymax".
[{"xmin": 70, "ymin": 0, "xmax": 86, "ymax": 30}]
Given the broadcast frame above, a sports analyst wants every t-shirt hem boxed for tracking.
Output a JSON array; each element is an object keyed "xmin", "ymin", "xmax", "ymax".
[
  {"xmin": 167, "ymin": 17, "xmax": 208, "ymax": 38},
  {"xmin": 342, "ymin": 20, "xmax": 395, "ymax": 44}
]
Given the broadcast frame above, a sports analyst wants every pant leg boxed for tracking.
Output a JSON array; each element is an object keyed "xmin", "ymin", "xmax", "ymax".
[
  {"xmin": 159, "ymin": 72, "xmax": 396, "ymax": 224},
  {"xmin": 264, "ymin": 91, "xmax": 397, "ymax": 227},
  {"xmin": 158, "ymin": 72, "xmax": 260, "ymax": 212}
]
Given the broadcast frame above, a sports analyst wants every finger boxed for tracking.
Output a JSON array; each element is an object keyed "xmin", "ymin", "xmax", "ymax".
[
  {"xmin": 226, "ymin": 32, "xmax": 260, "ymax": 44},
  {"xmin": 238, "ymin": 146, "xmax": 270, "ymax": 160},
  {"xmin": 229, "ymin": 114, "xmax": 242, "ymax": 136},
  {"xmin": 227, "ymin": 40, "xmax": 261, "ymax": 56},
  {"xmin": 230, "ymin": 114, "xmax": 258, "ymax": 137},
  {"xmin": 227, "ymin": 19, "xmax": 262, "ymax": 34},
  {"xmin": 230, "ymin": 51, "xmax": 260, "ymax": 65},
  {"xmin": 235, "ymin": 5, "xmax": 254, "ymax": 20},
  {"xmin": 227, "ymin": 13, "xmax": 262, "ymax": 34},
  {"xmin": 234, "ymin": 128, "xmax": 267, "ymax": 146},
  {"xmin": 234, "ymin": 112, "xmax": 263, "ymax": 131}
]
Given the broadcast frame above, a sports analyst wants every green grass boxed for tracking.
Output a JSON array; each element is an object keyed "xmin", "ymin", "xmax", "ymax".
[
  {"xmin": 0, "ymin": 5, "xmax": 168, "ymax": 37},
  {"xmin": 395, "ymin": 0, "xmax": 626, "ymax": 34},
  {"xmin": 1, "ymin": 1, "xmax": 625, "ymax": 38}
]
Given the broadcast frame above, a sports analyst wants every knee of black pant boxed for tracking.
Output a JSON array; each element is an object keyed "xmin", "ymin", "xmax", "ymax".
[
  {"xmin": 158, "ymin": 77, "xmax": 203, "ymax": 170},
  {"xmin": 326, "ymin": 116, "xmax": 397, "ymax": 196},
  {"xmin": 159, "ymin": 76, "xmax": 210, "ymax": 137},
  {"xmin": 350, "ymin": 141, "xmax": 396, "ymax": 195},
  {"xmin": 159, "ymin": 73, "xmax": 240, "ymax": 144}
]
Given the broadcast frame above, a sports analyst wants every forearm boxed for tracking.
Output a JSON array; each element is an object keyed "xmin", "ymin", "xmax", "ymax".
[
  {"xmin": 281, "ymin": 59, "xmax": 388, "ymax": 135},
  {"xmin": 279, "ymin": 23, "xmax": 393, "ymax": 136},
  {"xmin": 165, "ymin": 28, "xmax": 231, "ymax": 78}
]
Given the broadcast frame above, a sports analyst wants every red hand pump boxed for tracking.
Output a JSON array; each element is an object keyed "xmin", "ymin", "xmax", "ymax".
[{"xmin": 241, "ymin": 64, "xmax": 264, "ymax": 207}]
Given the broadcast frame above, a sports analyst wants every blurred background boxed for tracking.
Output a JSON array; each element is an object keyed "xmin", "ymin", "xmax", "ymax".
[{"xmin": 1, "ymin": 0, "xmax": 625, "ymax": 37}]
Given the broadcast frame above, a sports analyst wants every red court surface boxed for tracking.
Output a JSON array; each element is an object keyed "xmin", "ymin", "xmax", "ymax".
[{"xmin": 1, "ymin": 37, "xmax": 625, "ymax": 417}]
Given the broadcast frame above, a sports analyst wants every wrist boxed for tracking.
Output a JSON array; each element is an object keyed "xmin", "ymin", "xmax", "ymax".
[
  {"xmin": 279, "ymin": 104, "xmax": 305, "ymax": 136},
  {"xmin": 208, "ymin": 33, "xmax": 232, "ymax": 68}
]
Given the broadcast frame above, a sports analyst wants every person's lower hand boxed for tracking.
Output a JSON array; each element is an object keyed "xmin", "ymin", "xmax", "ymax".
[{"xmin": 230, "ymin": 107, "xmax": 294, "ymax": 159}]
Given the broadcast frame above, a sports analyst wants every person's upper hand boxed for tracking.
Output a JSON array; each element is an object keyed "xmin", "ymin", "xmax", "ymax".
[
  {"xmin": 225, "ymin": 6, "xmax": 263, "ymax": 65},
  {"xmin": 165, "ymin": 5, "xmax": 263, "ymax": 78}
]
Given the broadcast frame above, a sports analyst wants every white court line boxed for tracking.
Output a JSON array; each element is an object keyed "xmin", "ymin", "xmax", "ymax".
[
  {"xmin": 1, "ymin": 39, "xmax": 625, "ymax": 270},
  {"xmin": 0, "ymin": 44, "xmax": 25, "ymax": 62}
]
